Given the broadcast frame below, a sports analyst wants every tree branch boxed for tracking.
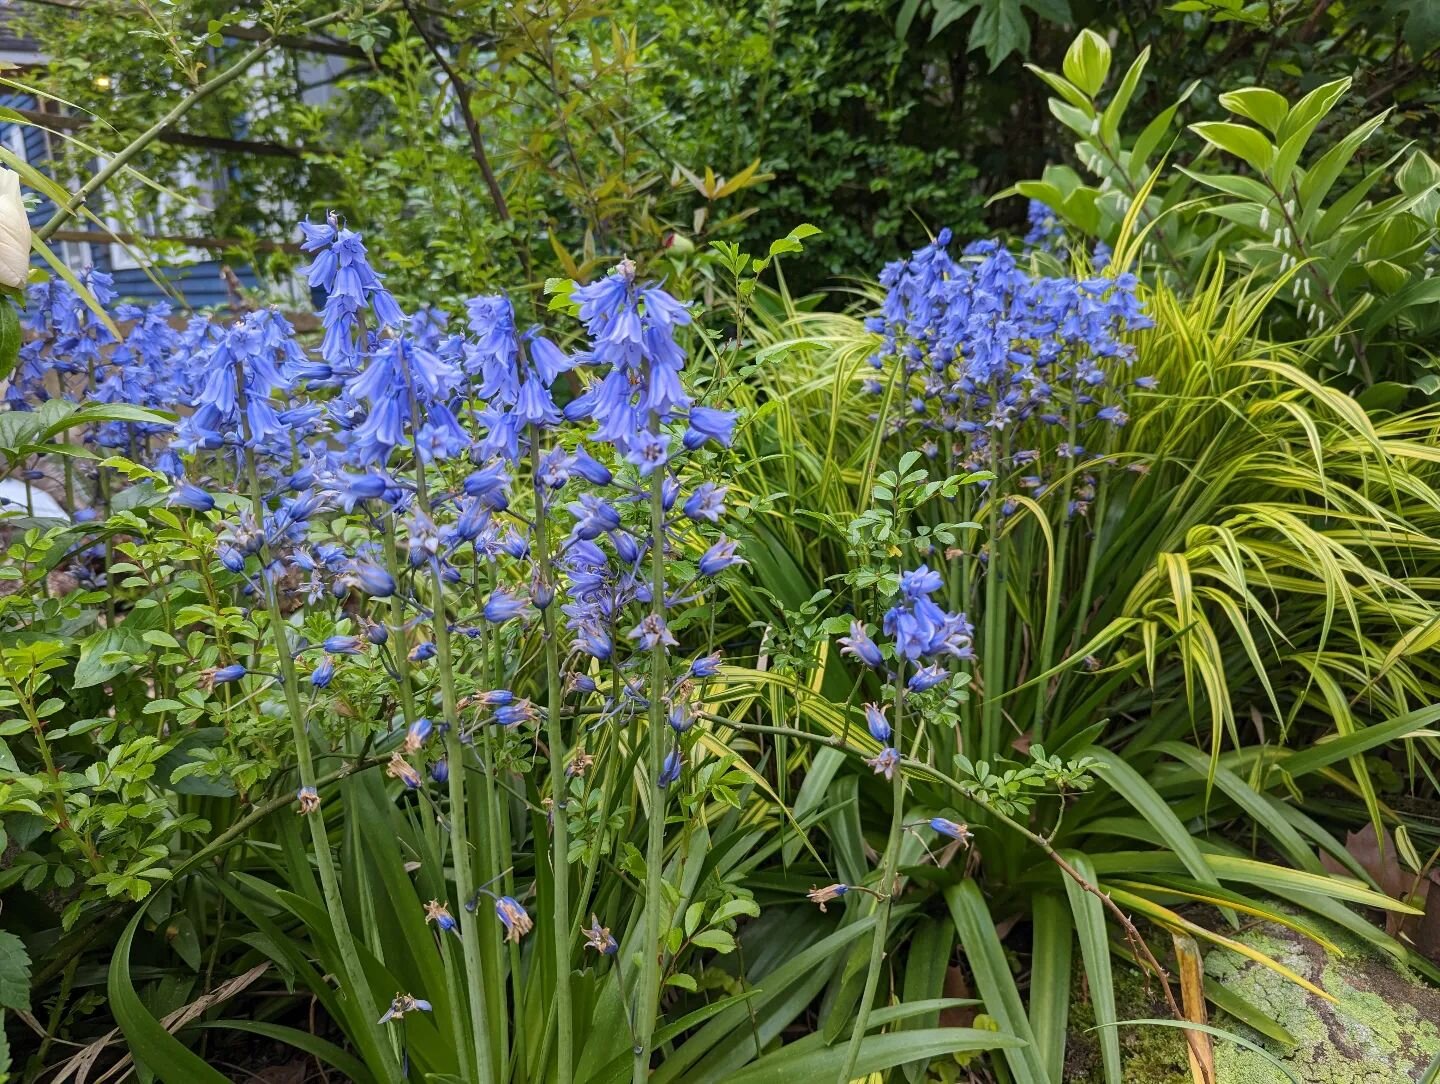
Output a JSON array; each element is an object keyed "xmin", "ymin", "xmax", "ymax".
[
  {"xmin": 34, "ymin": 4, "xmax": 372, "ymax": 243},
  {"xmin": 403, "ymin": 2, "xmax": 511, "ymax": 225}
]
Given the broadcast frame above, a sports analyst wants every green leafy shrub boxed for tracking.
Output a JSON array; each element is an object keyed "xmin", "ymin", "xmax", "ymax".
[{"xmin": 1002, "ymin": 29, "xmax": 1440, "ymax": 391}]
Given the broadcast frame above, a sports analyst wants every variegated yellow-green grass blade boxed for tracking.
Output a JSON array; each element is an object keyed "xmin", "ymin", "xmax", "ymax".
[{"xmin": 1104, "ymin": 886, "xmax": 1336, "ymax": 1002}]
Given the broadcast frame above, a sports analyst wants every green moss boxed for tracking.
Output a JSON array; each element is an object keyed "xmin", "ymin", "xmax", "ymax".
[{"xmin": 1065, "ymin": 960, "xmax": 1190, "ymax": 1084}]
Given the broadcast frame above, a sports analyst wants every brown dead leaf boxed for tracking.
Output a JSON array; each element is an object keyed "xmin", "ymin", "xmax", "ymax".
[
  {"xmin": 940, "ymin": 965, "xmax": 977, "ymax": 1028},
  {"xmin": 52, "ymin": 962, "xmax": 270, "ymax": 1084},
  {"xmin": 1318, "ymin": 823, "xmax": 1440, "ymax": 962}
]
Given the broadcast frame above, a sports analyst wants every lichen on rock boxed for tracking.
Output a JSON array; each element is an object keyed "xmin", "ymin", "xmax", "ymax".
[{"xmin": 1205, "ymin": 917, "xmax": 1440, "ymax": 1083}]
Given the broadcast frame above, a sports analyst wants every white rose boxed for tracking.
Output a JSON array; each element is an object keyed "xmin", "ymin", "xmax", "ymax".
[{"xmin": 0, "ymin": 168, "xmax": 31, "ymax": 290}]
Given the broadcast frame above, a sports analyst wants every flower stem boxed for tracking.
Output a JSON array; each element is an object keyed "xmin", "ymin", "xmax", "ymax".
[
  {"xmin": 381, "ymin": 527, "xmax": 418, "ymax": 727},
  {"xmin": 234, "ymin": 390, "xmax": 396, "ymax": 1078},
  {"xmin": 981, "ymin": 438, "xmax": 1007, "ymax": 764},
  {"xmin": 836, "ymin": 666, "xmax": 906, "ymax": 1084},
  {"xmin": 531, "ymin": 431, "xmax": 574, "ymax": 1084},
  {"xmin": 406, "ymin": 428, "xmax": 494, "ymax": 1082},
  {"xmin": 1033, "ymin": 383, "xmax": 1078, "ymax": 742},
  {"xmin": 633, "ymin": 474, "xmax": 669, "ymax": 1084}
]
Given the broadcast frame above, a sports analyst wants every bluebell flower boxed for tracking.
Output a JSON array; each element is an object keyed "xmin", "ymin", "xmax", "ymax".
[
  {"xmin": 515, "ymin": 375, "xmax": 562, "ymax": 428},
  {"xmin": 535, "ymin": 446, "xmax": 572, "ymax": 489},
  {"xmin": 348, "ymin": 561, "xmax": 396, "ymax": 598},
  {"xmin": 302, "ymin": 214, "xmax": 406, "ymax": 343},
  {"xmin": 698, "ymin": 537, "xmax": 743, "ymax": 576},
  {"xmin": 583, "ymin": 915, "xmax": 618, "ymax": 955},
  {"xmin": 484, "ymin": 588, "xmax": 530, "ymax": 624},
  {"xmin": 465, "ymin": 294, "xmax": 520, "ymax": 396},
  {"xmin": 930, "ymin": 817, "xmax": 972, "ymax": 843},
  {"xmin": 323, "ymin": 635, "xmax": 363, "ymax": 655},
  {"xmin": 568, "ymin": 494, "xmax": 621, "ymax": 540},
  {"xmin": 311, "ymin": 656, "xmax": 336, "ymax": 688},
  {"xmin": 404, "ymin": 717, "xmax": 434, "ymax": 753},
  {"xmin": 424, "ymin": 899, "xmax": 460, "ymax": 936},
  {"xmin": 658, "ymin": 745, "xmax": 683, "ymax": 787},
  {"xmin": 624, "ymin": 431, "xmax": 671, "ymax": 476},
  {"xmin": 628, "ymin": 613, "xmax": 677, "ymax": 652},
  {"xmin": 807, "ymin": 884, "xmax": 849, "ymax": 912},
  {"xmin": 908, "ymin": 664, "xmax": 949, "ymax": 692},
  {"xmin": 863, "ymin": 702, "xmax": 890, "ymax": 743},
  {"xmin": 528, "ymin": 334, "xmax": 573, "ymax": 386},
  {"xmin": 690, "ymin": 652, "xmax": 723, "ymax": 678},
  {"xmin": 169, "ymin": 482, "xmax": 215, "ymax": 512},
  {"xmin": 570, "ymin": 446, "xmax": 613, "ymax": 485},
  {"xmin": 495, "ymin": 896, "xmax": 533, "ymax": 942},
  {"xmin": 682, "ymin": 482, "xmax": 726, "ymax": 523},
  {"xmin": 682, "ymin": 406, "xmax": 738, "ymax": 449},
  {"xmin": 900, "ymin": 565, "xmax": 944, "ymax": 600},
  {"xmin": 463, "ymin": 460, "xmax": 511, "ymax": 507},
  {"xmin": 1095, "ymin": 405, "xmax": 1128, "ymax": 426},
  {"xmin": 378, "ymin": 992, "xmax": 432, "ymax": 1024},
  {"xmin": 839, "ymin": 621, "xmax": 884, "ymax": 668},
  {"xmin": 386, "ymin": 752, "xmax": 423, "ymax": 789},
  {"xmin": 566, "ymin": 671, "xmax": 599, "ymax": 693},
  {"xmin": 866, "ymin": 747, "xmax": 900, "ymax": 780},
  {"xmin": 668, "ymin": 702, "xmax": 694, "ymax": 733},
  {"xmin": 430, "ymin": 758, "xmax": 449, "ymax": 784},
  {"xmin": 209, "ymin": 663, "xmax": 247, "ymax": 685},
  {"xmin": 494, "ymin": 700, "xmax": 538, "ymax": 727},
  {"xmin": 409, "ymin": 641, "xmax": 437, "ymax": 663}
]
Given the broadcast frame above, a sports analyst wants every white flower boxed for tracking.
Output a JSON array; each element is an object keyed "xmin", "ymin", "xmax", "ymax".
[{"xmin": 0, "ymin": 168, "xmax": 30, "ymax": 290}]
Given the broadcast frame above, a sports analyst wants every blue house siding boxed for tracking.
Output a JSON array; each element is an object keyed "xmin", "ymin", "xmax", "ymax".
[
  {"xmin": 0, "ymin": 90, "xmax": 57, "ymax": 223},
  {"xmin": 106, "ymin": 261, "xmax": 260, "ymax": 308}
]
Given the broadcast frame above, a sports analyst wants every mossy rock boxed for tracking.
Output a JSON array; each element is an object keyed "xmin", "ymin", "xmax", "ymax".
[
  {"xmin": 1206, "ymin": 917, "xmax": 1440, "ymax": 1083},
  {"xmin": 1061, "ymin": 915, "xmax": 1440, "ymax": 1083}
]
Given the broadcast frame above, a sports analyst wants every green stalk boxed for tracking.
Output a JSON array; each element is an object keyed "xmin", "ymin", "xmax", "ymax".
[
  {"xmin": 234, "ymin": 381, "xmax": 396, "ymax": 1078},
  {"xmin": 478, "ymin": 728, "xmax": 511, "ymax": 1071},
  {"xmin": 1073, "ymin": 469, "xmax": 1110, "ymax": 653},
  {"xmin": 956, "ymin": 481, "xmax": 977, "ymax": 757},
  {"xmin": 836, "ymin": 665, "xmax": 906, "ymax": 1083},
  {"xmin": 530, "ymin": 429, "xmax": 574, "ymax": 1084},
  {"xmin": 1033, "ymin": 386, "xmax": 1079, "ymax": 741},
  {"xmin": 405, "ymin": 408, "xmax": 494, "ymax": 1083},
  {"xmin": 981, "ymin": 440, "xmax": 1007, "ymax": 764},
  {"xmin": 474, "ymin": 569, "xmax": 510, "ymax": 1071},
  {"xmin": 486, "ymin": 618, "xmax": 520, "ymax": 1076},
  {"xmin": 633, "ymin": 476, "xmax": 669, "ymax": 1084},
  {"xmin": 381, "ymin": 529, "xmax": 419, "ymax": 727}
]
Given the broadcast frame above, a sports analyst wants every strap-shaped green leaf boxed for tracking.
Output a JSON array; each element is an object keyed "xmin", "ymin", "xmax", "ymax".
[{"xmin": 108, "ymin": 909, "xmax": 230, "ymax": 1084}]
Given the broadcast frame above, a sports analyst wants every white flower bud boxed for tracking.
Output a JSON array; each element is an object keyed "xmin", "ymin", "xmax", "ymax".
[{"xmin": 0, "ymin": 168, "xmax": 30, "ymax": 290}]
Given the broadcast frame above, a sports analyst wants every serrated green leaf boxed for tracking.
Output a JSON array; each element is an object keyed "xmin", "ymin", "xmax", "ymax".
[{"xmin": 0, "ymin": 932, "xmax": 30, "ymax": 1013}]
